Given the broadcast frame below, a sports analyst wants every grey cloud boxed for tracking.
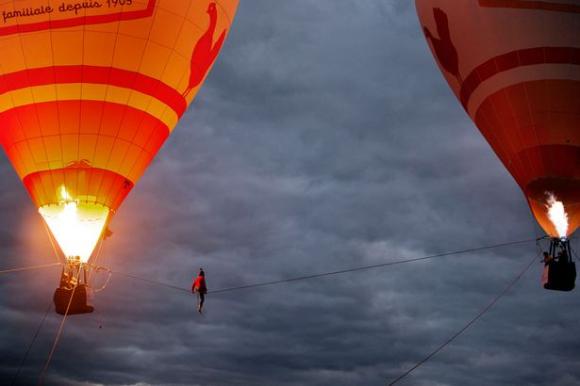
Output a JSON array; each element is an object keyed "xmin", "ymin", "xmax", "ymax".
[{"xmin": 1, "ymin": 1, "xmax": 578, "ymax": 386}]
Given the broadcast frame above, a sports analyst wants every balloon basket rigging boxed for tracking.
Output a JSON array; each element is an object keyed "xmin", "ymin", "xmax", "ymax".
[
  {"xmin": 543, "ymin": 238, "xmax": 576, "ymax": 292},
  {"xmin": 53, "ymin": 258, "xmax": 112, "ymax": 315}
]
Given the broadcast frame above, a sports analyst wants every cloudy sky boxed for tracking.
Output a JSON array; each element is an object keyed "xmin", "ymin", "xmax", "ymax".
[{"xmin": 1, "ymin": 1, "xmax": 579, "ymax": 385}]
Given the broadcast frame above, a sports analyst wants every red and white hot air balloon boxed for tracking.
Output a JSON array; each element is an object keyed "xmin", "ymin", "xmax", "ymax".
[{"xmin": 416, "ymin": 0, "xmax": 580, "ymax": 239}]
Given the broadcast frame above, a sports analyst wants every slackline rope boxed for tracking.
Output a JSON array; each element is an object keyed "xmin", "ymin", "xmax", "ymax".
[
  {"xmin": 114, "ymin": 238, "xmax": 540, "ymax": 295},
  {"xmin": 0, "ymin": 263, "xmax": 61, "ymax": 275}
]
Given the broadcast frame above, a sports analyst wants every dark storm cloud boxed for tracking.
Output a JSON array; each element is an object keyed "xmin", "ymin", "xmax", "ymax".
[{"xmin": 1, "ymin": 1, "xmax": 579, "ymax": 386}]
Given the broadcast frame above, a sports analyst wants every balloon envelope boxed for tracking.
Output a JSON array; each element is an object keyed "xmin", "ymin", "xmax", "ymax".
[
  {"xmin": 0, "ymin": 0, "xmax": 239, "ymax": 261},
  {"xmin": 416, "ymin": 0, "xmax": 580, "ymax": 238}
]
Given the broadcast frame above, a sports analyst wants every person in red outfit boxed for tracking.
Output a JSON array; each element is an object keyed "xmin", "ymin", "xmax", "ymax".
[{"xmin": 192, "ymin": 268, "xmax": 208, "ymax": 313}]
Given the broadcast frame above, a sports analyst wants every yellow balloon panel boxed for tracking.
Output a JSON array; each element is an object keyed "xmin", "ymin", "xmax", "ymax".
[{"xmin": 0, "ymin": 0, "xmax": 238, "ymax": 210}]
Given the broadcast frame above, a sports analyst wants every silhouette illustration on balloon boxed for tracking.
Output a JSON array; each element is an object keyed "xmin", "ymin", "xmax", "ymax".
[
  {"xmin": 183, "ymin": 2, "xmax": 227, "ymax": 98},
  {"xmin": 422, "ymin": 8, "xmax": 462, "ymax": 83}
]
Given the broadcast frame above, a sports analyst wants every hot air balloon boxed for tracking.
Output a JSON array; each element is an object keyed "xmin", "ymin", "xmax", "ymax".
[
  {"xmin": 0, "ymin": 0, "xmax": 239, "ymax": 313},
  {"xmin": 416, "ymin": 0, "xmax": 579, "ymax": 290}
]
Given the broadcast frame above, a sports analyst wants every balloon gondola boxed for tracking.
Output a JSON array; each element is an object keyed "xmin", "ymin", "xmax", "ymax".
[
  {"xmin": 543, "ymin": 238, "xmax": 576, "ymax": 292},
  {"xmin": 53, "ymin": 257, "xmax": 113, "ymax": 315},
  {"xmin": 0, "ymin": 0, "xmax": 239, "ymax": 313},
  {"xmin": 54, "ymin": 257, "xmax": 94, "ymax": 316}
]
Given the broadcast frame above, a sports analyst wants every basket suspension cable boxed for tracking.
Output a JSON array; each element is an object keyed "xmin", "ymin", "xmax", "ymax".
[
  {"xmin": 37, "ymin": 262, "xmax": 84, "ymax": 386},
  {"xmin": 386, "ymin": 240, "xmax": 541, "ymax": 385},
  {"xmin": 10, "ymin": 300, "xmax": 53, "ymax": 386},
  {"xmin": 387, "ymin": 214, "xmax": 561, "ymax": 384},
  {"xmin": 87, "ymin": 237, "xmax": 106, "ymax": 288},
  {"xmin": 40, "ymin": 219, "xmax": 62, "ymax": 264}
]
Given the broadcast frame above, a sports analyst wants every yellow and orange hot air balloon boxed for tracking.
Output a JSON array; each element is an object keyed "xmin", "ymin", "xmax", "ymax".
[
  {"xmin": 0, "ymin": 0, "xmax": 238, "ymax": 264},
  {"xmin": 416, "ymin": 0, "xmax": 580, "ymax": 239}
]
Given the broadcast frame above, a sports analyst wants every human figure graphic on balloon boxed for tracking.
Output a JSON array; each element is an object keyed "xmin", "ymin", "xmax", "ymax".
[
  {"xmin": 422, "ymin": 8, "xmax": 462, "ymax": 84},
  {"xmin": 182, "ymin": 2, "xmax": 227, "ymax": 98}
]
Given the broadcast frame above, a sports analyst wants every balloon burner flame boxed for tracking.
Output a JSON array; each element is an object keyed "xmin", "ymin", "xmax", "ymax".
[
  {"xmin": 39, "ymin": 187, "xmax": 109, "ymax": 263},
  {"xmin": 546, "ymin": 193, "xmax": 569, "ymax": 239}
]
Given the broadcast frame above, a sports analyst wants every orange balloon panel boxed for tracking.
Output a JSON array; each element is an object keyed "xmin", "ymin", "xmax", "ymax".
[
  {"xmin": 0, "ymin": 0, "xmax": 238, "ymax": 212},
  {"xmin": 416, "ymin": 0, "xmax": 580, "ymax": 237}
]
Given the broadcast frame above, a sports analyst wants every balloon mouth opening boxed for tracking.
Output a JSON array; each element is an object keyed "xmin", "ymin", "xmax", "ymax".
[
  {"xmin": 39, "ymin": 188, "xmax": 110, "ymax": 263},
  {"xmin": 525, "ymin": 179, "xmax": 578, "ymax": 238},
  {"xmin": 545, "ymin": 192, "xmax": 569, "ymax": 239}
]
